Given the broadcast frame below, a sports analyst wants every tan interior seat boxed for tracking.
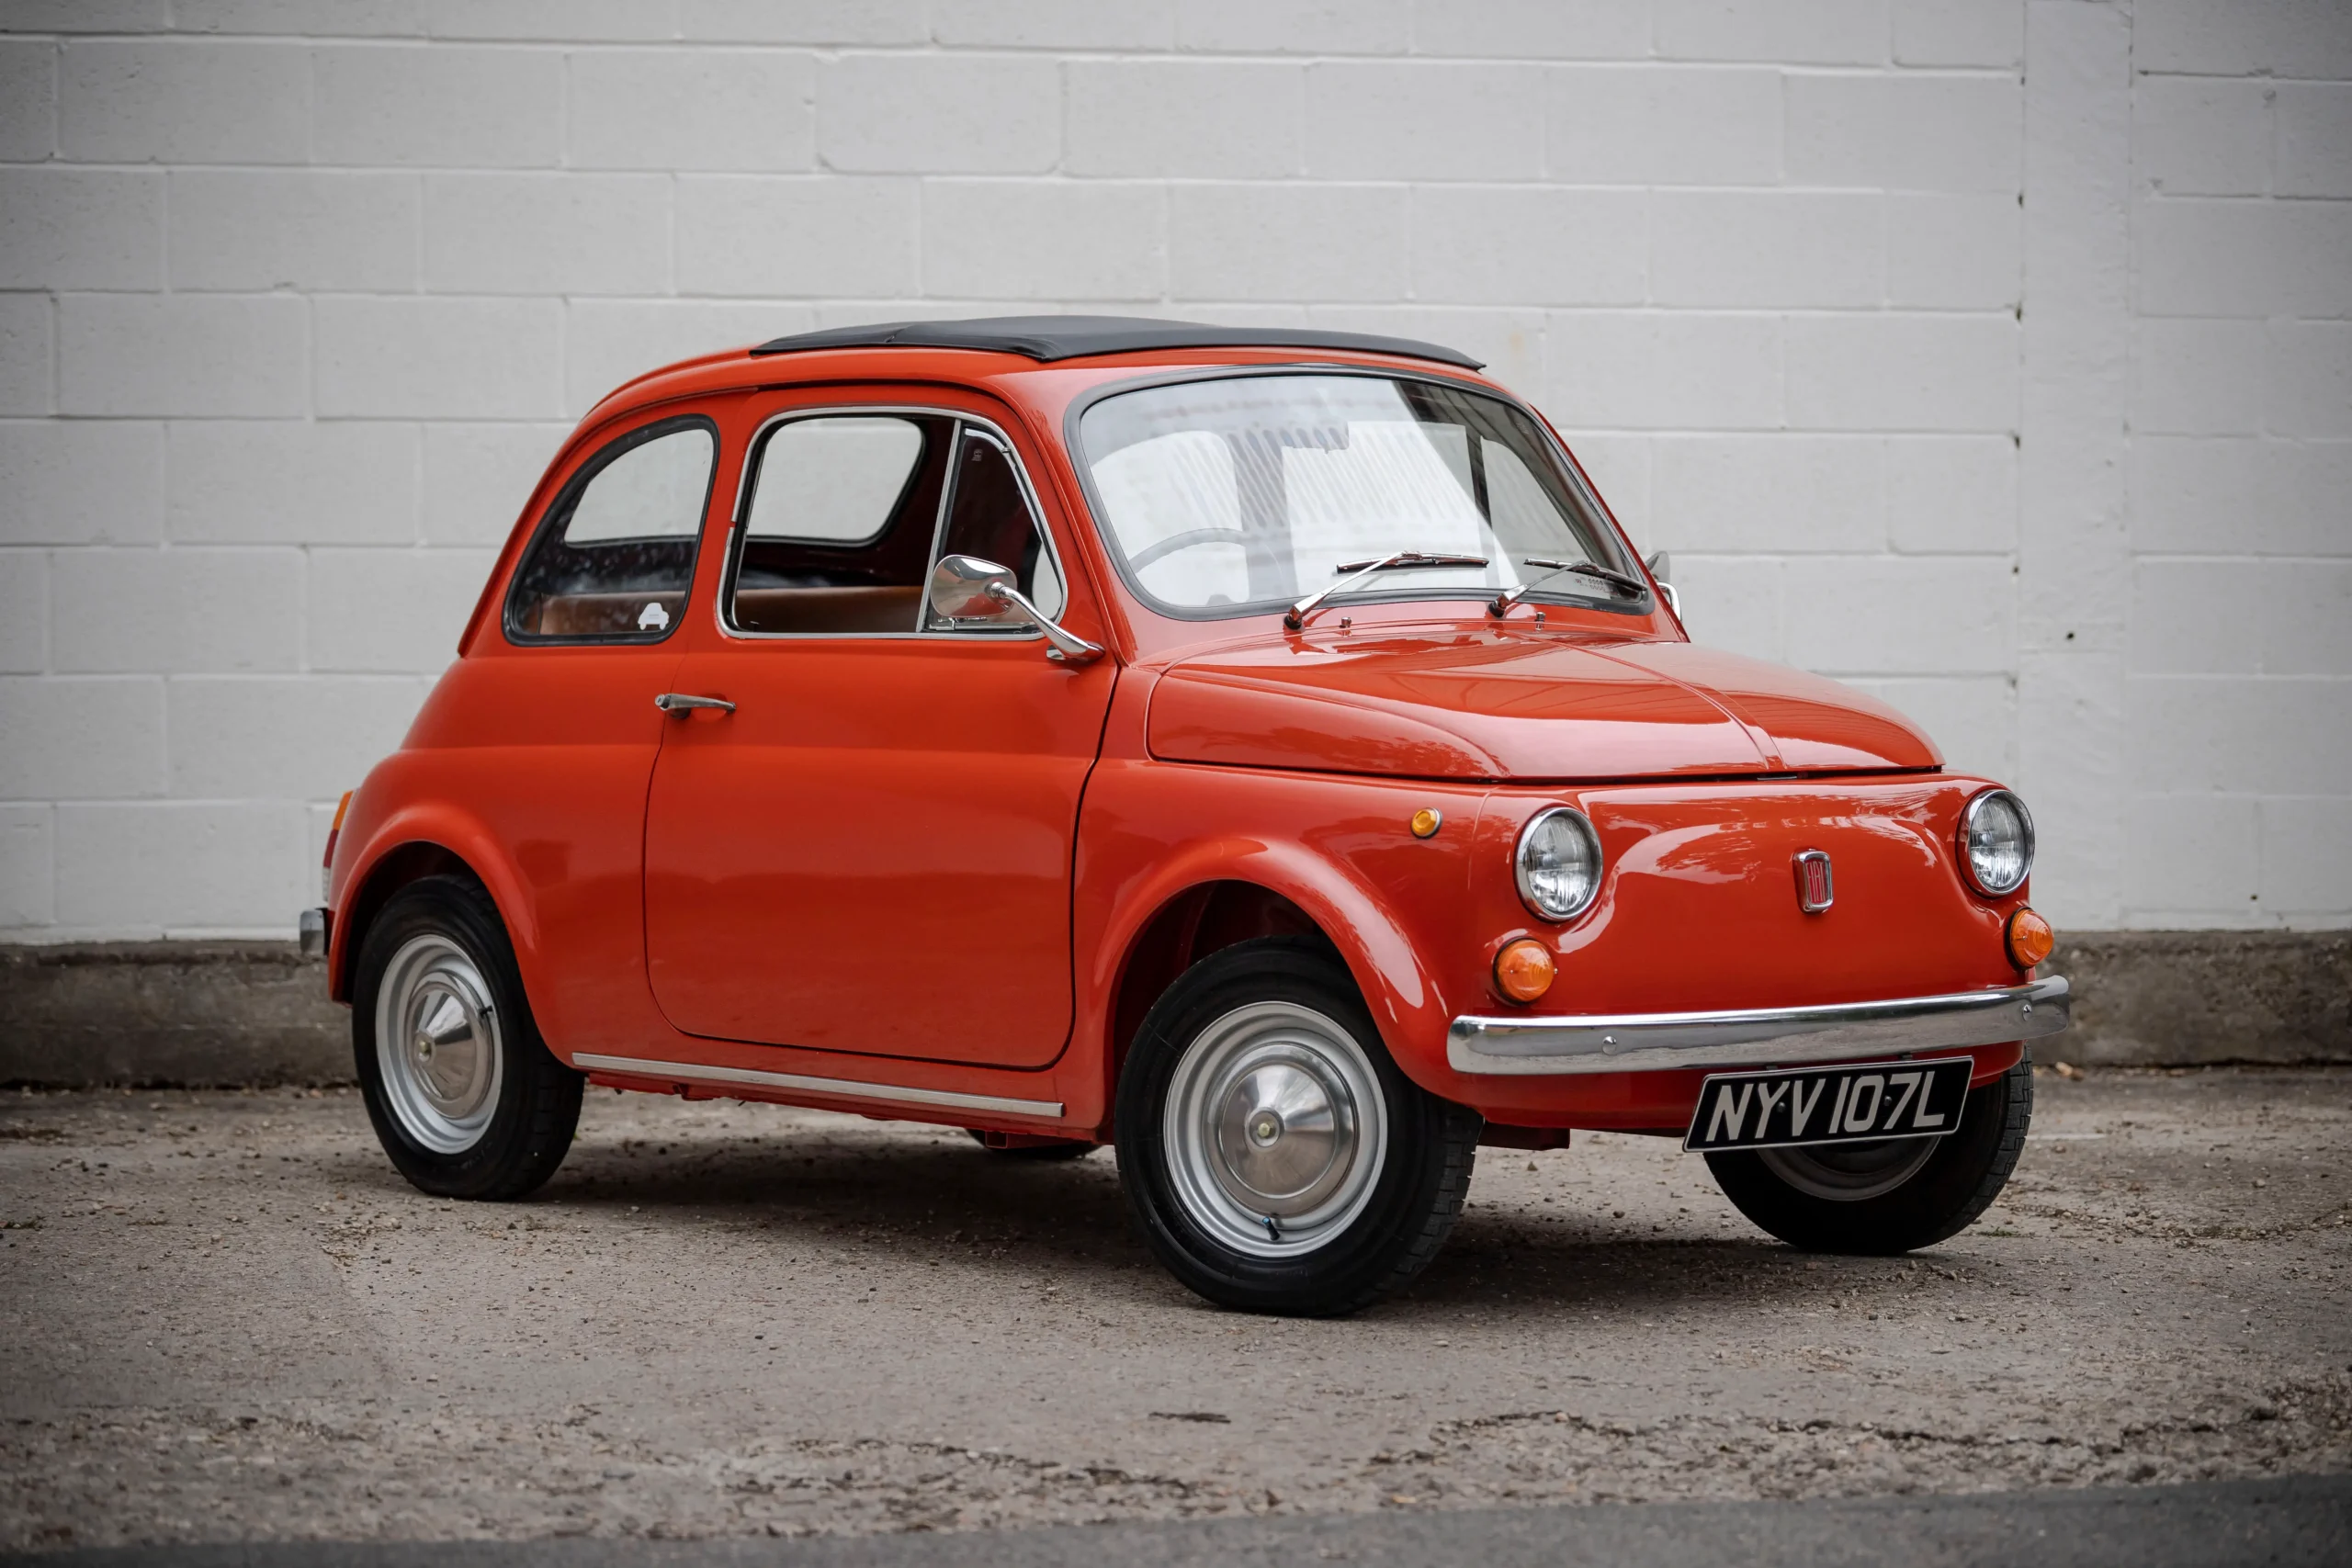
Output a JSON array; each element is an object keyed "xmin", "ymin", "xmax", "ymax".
[
  {"xmin": 520, "ymin": 592, "xmax": 684, "ymax": 637},
  {"xmin": 732, "ymin": 585, "xmax": 924, "ymax": 635}
]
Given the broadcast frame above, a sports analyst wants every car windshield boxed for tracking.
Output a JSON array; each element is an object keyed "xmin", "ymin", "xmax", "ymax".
[{"xmin": 1075, "ymin": 373, "xmax": 1637, "ymax": 618}]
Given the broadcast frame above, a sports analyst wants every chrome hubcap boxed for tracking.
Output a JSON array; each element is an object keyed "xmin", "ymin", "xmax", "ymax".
[
  {"xmin": 376, "ymin": 933, "xmax": 502, "ymax": 1155},
  {"xmin": 1758, "ymin": 1136, "xmax": 1937, "ymax": 1202},
  {"xmin": 1164, "ymin": 1002, "xmax": 1387, "ymax": 1258}
]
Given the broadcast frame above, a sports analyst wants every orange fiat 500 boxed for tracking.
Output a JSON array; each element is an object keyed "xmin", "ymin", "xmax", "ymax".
[{"xmin": 309, "ymin": 316, "xmax": 2067, "ymax": 1315}]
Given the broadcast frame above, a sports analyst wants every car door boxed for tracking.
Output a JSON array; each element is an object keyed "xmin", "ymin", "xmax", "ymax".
[{"xmin": 640, "ymin": 400, "xmax": 1117, "ymax": 1067}]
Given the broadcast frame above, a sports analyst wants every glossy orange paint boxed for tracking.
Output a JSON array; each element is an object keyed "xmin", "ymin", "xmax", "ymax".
[
  {"xmin": 643, "ymin": 634, "xmax": 1116, "ymax": 1065},
  {"xmin": 327, "ymin": 338, "xmax": 2036, "ymax": 1146}
]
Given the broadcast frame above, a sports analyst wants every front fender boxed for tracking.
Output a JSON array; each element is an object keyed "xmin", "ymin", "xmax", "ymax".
[
  {"xmin": 1105, "ymin": 838, "xmax": 1443, "ymax": 1056},
  {"xmin": 1074, "ymin": 760, "xmax": 1489, "ymax": 1100}
]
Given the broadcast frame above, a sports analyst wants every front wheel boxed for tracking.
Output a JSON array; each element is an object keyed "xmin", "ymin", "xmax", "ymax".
[
  {"xmin": 1114, "ymin": 937, "xmax": 1480, "ymax": 1316},
  {"xmin": 353, "ymin": 875, "xmax": 583, "ymax": 1201},
  {"xmin": 1705, "ymin": 1055, "xmax": 2033, "ymax": 1254}
]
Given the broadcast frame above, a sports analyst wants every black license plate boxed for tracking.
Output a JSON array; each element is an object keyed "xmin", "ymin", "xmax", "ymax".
[{"xmin": 1682, "ymin": 1057, "xmax": 1972, "ymax": 1154}]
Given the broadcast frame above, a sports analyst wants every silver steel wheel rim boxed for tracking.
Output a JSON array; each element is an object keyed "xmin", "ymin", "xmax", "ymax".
[
  {"xmin": 1162, "ymin": 1001, "xmax": 1388, "ymax": 1259},
  {"xmin": 1758, "ymin": 1136, "xmax": 1938, "ymax": 1202},
  {"xmin": 375, "ymin": 932, "xmax": 503, "ymax": 1156}
]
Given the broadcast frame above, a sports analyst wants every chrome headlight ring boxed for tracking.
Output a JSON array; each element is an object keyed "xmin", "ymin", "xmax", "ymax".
[
  {"xmin": 1514, "ymin": 806, "xmax": 1604, "ymax": 923},
  {"xmin": 1957, "ymin": 787, "xmax": 2035, "ymax": 897}
]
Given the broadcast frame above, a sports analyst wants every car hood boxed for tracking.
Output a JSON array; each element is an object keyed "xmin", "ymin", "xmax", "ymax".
[{"xmin": 1145, "ymin": 628, "xmax": 1939, "ymax": 782}]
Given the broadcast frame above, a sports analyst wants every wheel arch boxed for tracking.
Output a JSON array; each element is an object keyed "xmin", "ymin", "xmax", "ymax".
[
  {"xmin": 329, "ymin": 810, "xmax": 536, "ymax": 1005},
  {"xmin": 1096, "ymin": 846, "xmax": 1447, "ymax": 1095}
]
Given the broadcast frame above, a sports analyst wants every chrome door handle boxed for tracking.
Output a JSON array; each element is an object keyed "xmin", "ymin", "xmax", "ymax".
[{"xmin": 654, "ymin": 693, "xmax": 735, "ymax": 716}]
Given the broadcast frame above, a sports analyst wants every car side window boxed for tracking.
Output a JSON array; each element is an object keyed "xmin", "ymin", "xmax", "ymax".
[
  {"xmin": 505, "ymin": 417, "xmax": 715, "ymax": 643},
  {"xmin": 729, "ymin": 413, "xmax": 952, "ymax": 636},
  {"xmin": 925, "ymin": 429, "xmax": 1065, "ymax": 629},
  {"xmin": 729, "ymin": 413, "xmax": 1062, "ymax": 637}
]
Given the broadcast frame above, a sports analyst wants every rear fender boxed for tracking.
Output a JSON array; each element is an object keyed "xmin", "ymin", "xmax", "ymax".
[{"xmin": 328, "ymin": 796, "xmax": 538, "ymax": 1005}]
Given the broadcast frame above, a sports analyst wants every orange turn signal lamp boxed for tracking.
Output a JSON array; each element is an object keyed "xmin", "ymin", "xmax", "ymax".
[
  {"xmin": 322, "ymin": 790, "xmax": 353, "ymax": 903},
  {"xmin": 1494, "ymin": 938, "xmax": 1555, "ymax": 1004},
  {"xmin": 2005, "ymin": 906, "xmax": 2053, "ymax": 971}
]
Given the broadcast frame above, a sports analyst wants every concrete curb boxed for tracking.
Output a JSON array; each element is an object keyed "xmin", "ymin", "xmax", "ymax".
[
  {"xmin": 1, "ymin": 931, "xmax": 2346, "ymax": 1088},
  {"xmin": 2045, "ymin": 930, "xmax": 2351, "ymax": 1066},
  {"xmin": 0, "ymin": 942, "xmax": 351, "ymax": 1088}
]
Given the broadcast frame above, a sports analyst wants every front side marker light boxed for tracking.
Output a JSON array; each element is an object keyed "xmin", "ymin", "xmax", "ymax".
[
  {"xmin": 2006, "ymin": 907, "xmax": 2054, "ymax": 971},
  {"xmin": 1494, "ymin": 939, "xmax": 1555, "ymax": 1004},
  {"xmin": 1410, "ymin": 807, "xmax": 1442, "ymax": 839}
]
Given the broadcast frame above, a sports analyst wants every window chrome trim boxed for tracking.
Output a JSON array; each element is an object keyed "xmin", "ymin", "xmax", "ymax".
[
  {"xmin": 715, "ymin": 403, "xmax": 1072, "ymax": 646},
  {"xmin": 572, "ymin": 1053, "xmax": 1064, "ymax": 1119},
  {"xmin": 1514, "ymin": 804, "xmax": 1604, "ymax": 924},
  {"xmin": 1957, "ymin": 787, "xmax": 2035, "ymax": 897},
  {"xmin": 1059, "ymin": 362, "xmax": 1650, "ymax": 626},
  {"xmin": 1448, "ymin": 977, "xmax": 2072, "ymax": 1077}
]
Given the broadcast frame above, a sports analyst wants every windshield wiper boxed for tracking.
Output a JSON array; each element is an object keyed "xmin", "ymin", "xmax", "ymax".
[
  {"xmin": 1489, "ymin": 556, "xmax": 1646, "ymax": 618},
  {"xmin": 1285, "ymin": 551, "xmax": 1490, "ymax": 631}
]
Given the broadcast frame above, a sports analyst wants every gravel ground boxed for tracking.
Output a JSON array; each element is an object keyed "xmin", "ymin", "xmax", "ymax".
[{"xmin": 2, "ymin": 1066, "xmax": 2346, "ymax": 1551}]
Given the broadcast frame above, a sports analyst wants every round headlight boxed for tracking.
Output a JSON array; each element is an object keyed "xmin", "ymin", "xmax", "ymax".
[
  {"xmin": 1515, "ymin": 807, "xmax": 1603, "ymax": 922},
  {"xmin": 1959, "ymin": 788, "xmax": 2034, "ymax": 897}
]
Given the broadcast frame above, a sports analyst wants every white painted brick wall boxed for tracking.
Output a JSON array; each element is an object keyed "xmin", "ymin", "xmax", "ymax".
[
  {"xmin": 51, "ymin": 546, "xmax": 305, "ymax": 673},
  {"xmin": 673, "ymin": 175, "xmax": 917, "ymax": 297},
  {"xmin": 566, "ymin": 49, "xmax": 815, "ymax": 172},
  {"xmin": 0, "ymin": 0, "xmax": 2343, "ymax": 939},
  {"xmin": 59, "ymin": 291, "xmax": 309, "ymax": 415},
  {"xmin": 169, "ymin": 170, "xmax": 419, "ymax": 292}
]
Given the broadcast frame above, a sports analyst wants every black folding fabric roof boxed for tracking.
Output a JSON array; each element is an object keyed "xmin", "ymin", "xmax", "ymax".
[{"xmin": 748, "ymin": 314, "xmax": 1483, "ymax": 370}]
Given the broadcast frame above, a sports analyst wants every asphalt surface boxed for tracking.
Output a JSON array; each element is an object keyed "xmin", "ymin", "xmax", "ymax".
[
  {"xmin": 6, "ymin": 1475, "xmax": 2346, "ymax": 1568},
  {"xmin": 2, "ymin": 1066, "xmax": 2346, "ymax": 1554}
]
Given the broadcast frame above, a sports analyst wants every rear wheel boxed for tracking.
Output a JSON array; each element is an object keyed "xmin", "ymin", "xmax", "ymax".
[
  {"xmin": 1115, "ymin": 937, "xmax": 1480, "ymax": 1316},
  {"xmin": 353, "ymin": 875, "xmax": 582, "ymax": 1201},
  {"xmin": 1705, "ymin": 1055, "xmax": 2032, "ymax": 1254}
]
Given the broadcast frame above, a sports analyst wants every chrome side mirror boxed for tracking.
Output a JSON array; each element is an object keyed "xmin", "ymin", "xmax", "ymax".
[
  {"xmin": 928, "ymin": 554, "xmax": 1105, "ymax": 665},
  {"xmin": 928, "ymin": 553, "xmax": 1023, "ymax": 624},
  {"xmin": 1643, "ymin": 550, "xmax": 1682, "ymax": 620}
]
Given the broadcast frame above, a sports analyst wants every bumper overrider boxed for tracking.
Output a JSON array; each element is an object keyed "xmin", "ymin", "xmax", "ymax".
[{"xmin": 1448, "ymin": 976, "xmax": 2070, "ymax": 1077}]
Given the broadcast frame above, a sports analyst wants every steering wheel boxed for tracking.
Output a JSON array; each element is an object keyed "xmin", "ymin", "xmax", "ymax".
[{"xmin": 1127, "ymin": 527, "xmax": 1248, "ymax": 572}]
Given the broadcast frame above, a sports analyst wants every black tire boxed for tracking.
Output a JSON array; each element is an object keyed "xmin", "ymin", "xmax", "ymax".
[
  {"xmin": 967, "ymin": 1131, "xmax": 1099, "ymax": 1160},
  {"xmin": 352, "ymin": 874, "xmax": 583, "ymax": 1201},
  {"xmin": 1705, "ymin": 1054, "xmax": 2033, "ymax": 1254},
  {"xmin": 1114, "ymin": 936, "xmax": 1481, "ymax": 1316}
]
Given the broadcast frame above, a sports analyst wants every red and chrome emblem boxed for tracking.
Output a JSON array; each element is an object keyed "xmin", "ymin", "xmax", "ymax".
[{"xmin": 1793, "ymin": 850, "xmax": 1835, "ymax": 914}]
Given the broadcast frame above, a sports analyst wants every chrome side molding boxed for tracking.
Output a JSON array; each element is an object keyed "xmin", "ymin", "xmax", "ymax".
[
  {"xmin": 1448, "ymin": 976, "xmax": 2071, "ymax": 1077},
  {"xmin": 571, "ymin": 1053, "xmax": 1065, "ymax": 1120}
]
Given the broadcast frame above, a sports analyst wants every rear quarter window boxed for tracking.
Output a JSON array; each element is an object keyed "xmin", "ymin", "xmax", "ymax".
[{"xmin": 505, "ymin": 416, "xmax": 717, "ymax": 644}]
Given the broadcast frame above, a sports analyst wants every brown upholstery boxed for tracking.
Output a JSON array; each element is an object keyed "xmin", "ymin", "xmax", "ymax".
[
  {"xmin": 518, "ymin": 592, "xmax": 684, "ymax": 637},
  {"xmin": 732, "ymin": 585, "xmax": 924, "ymax": 636}
]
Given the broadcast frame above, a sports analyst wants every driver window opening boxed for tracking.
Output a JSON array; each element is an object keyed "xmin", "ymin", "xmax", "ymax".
[
  {"xmin": 729, "ymin": 413, "xmax": 949, "ymax": 636},
  {"xmin": 729, "ymin": 414, "xmax": 1063, "ymax": 637}
]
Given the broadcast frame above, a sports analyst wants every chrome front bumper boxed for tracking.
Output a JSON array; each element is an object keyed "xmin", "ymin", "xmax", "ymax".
[{"xmin": 1447, "ymin": 976, "xmax": 2070, "ymax": 1077}]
